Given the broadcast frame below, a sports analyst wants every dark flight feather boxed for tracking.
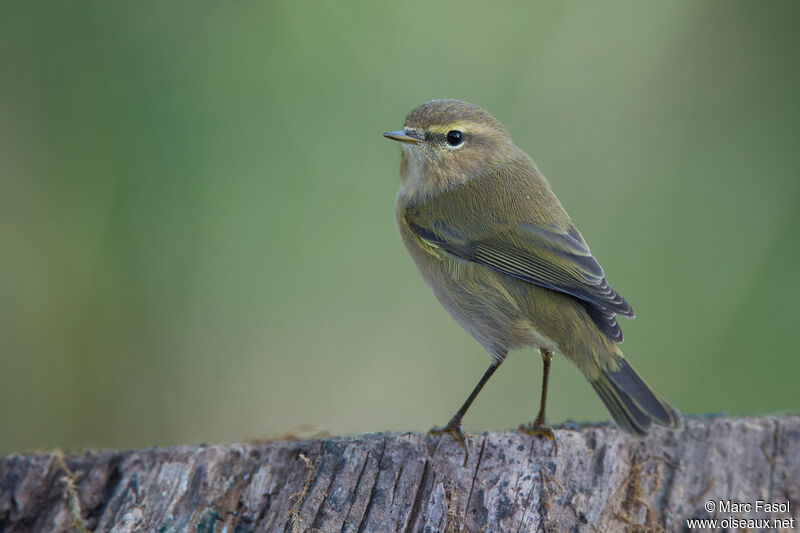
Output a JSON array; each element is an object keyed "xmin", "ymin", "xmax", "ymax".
[{"xmin": 407, "ymin": 219, "xmax": 633, "ymax": 341}]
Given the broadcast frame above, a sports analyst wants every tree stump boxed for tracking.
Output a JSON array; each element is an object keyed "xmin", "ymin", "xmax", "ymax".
[{"xmin": 1, "ymin": 415, "xmax": 798, "ymax": 532}]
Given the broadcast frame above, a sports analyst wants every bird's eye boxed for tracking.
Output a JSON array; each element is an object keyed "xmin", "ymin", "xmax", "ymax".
[{"xmin": 446, "ymin": 130, "xmax": 464, "ymax": 147}]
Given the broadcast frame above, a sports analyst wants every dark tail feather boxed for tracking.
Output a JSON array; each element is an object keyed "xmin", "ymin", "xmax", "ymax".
[{"xmin": 590, "ymin": 358, "xmax": 682, "ymax": 436}]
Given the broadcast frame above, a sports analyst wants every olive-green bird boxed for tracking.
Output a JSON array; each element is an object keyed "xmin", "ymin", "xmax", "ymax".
[{"xmin": 384, "ymin": 99, "xmax": 682, "ymax": 457}]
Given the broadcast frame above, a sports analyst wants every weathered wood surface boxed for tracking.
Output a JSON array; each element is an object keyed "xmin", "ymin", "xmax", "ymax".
[{"xmin": 1, "ymin": 415, "xmax": 798, "ymax": 532}]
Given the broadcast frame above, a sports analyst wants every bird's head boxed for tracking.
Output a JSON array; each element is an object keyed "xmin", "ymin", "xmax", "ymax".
[{"xmin": 384, "ymin": 100, "xmax": 517, "ymax": 198}]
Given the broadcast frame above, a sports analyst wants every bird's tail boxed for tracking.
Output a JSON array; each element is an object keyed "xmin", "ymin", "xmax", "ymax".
[{"xmin": 590, "ymin": 357, "xmax": 682, "ymax": 436}]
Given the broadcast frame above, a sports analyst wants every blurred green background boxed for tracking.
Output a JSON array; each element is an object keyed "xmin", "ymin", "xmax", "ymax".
[{"xmin": 1, "ymin": 2, "xmax": 798, "ymax": 456}]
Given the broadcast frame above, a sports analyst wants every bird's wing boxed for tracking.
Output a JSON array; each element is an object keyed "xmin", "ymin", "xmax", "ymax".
[{"xmin": 405, "ymin": 198, "xmax": 633, "ymax": 342}]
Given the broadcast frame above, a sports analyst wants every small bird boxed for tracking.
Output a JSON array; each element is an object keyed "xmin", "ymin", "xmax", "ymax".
[{"xmin": 385, "ymin": 100, "xmax": 681, "ymax": 457}]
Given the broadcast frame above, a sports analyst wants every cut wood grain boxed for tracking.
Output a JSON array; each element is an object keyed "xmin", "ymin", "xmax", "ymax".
[{"xmin": 1, "ymin": 415, "xmax": 798, "ymax": 532}]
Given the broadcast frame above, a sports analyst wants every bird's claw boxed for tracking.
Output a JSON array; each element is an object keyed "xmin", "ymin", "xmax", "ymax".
[
  {"xmin": 519, "ymin": 422, "xmax": 558, "ymax": 456},
  {"xmin": 429, "ymin": 421, "xmax": 470, "ymax": 465}
]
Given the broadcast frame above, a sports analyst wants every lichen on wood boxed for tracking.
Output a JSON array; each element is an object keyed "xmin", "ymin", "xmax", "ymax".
[{"xmin": 1, "ymin": 415, "xmax": 798, "ymax": 532}]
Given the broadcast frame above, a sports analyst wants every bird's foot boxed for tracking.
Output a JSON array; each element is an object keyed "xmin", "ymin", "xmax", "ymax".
[
  {"xmin": 429, "ymin": 420, "xmax": 470, "ymax": 466},
  {"xmin": 519, "ymin": 422, "xmax": 558, "ymax": 456}
]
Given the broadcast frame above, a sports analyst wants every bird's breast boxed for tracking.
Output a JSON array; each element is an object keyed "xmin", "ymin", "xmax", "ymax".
[{"xmin": 396, "ymin": 209, "xmax": 560, "ymax": 356}]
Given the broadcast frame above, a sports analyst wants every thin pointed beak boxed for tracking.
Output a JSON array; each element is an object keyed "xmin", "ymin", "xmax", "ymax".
[{"xmin": 383, "ymin": 129, "xmax": 424, "ymax": 144}]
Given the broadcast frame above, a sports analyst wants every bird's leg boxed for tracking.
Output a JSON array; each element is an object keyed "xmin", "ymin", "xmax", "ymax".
[
  {"xmin": 429, "ymin": 361, "xmax": 502, "ymax": 466},
  {"xmin": 533, "ymin": 348, "xmax": 552, "ymax": 428},
  {"xmin": 519, "ymin": 348, "xmax": 558, "ymax": 455}
]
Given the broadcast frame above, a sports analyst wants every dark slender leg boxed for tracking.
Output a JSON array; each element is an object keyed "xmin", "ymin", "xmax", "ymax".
[
  {"xmin": 429, "ymin": 361, "xmax": 502, "ymax": 465},
  {"xmin": 535, "ymin": 348, "xmax": 552, "ymax": 426},
  {"xmin": 519, "ymin": 348, "xmax": 558, "ymax": 455}
]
